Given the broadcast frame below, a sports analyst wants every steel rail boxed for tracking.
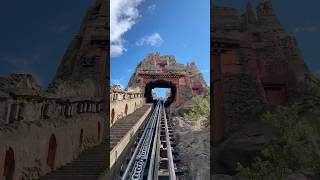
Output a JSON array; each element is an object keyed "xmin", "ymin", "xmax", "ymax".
[
  {"xmin": 162, "ymin": 101, "xmax": 177, "ymax": 180},
  {"xmin": 146, "ymin": 100, "xmax": 161, "ymax": 180},
  {"xmin": 121, "ymin": 99, "xmax": 177, "ymax": 180},
  {"xmin": 121, "ymin": 101, "xmax": 160, "ymax": 180},
  {"xmin": 128, "ymin": 103, "xmax": 159, "ymax": 180}
]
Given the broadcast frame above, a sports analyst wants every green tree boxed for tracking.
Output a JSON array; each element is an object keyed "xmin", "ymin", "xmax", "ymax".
[
  {"xmin": 237, "ymin": 104, "xmax": 320, "ymax": 179},
  {"xmin": 184, "ymin": 92, "xmax": 210, "ymax": 127}
]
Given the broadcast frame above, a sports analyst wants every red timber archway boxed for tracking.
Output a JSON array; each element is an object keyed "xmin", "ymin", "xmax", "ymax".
[
  {"xmin": 47, "ymin": 134, "xmax": 57, "ymax": 170},
  {"xmin": 3, "ymin": 147, "xmax": 15, "ymax": 180}
]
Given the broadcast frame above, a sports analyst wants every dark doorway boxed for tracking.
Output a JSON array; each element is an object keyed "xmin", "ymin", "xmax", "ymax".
[
  {"xmin": 98, "ymin": 122, "xmax": 101, "ymax": 141},
  {"xmin": 111, "ymin": 108, "xmax": 115, "ymax": 124},
  {"xmin": 124, "ymin": 104, "xmax": 128, "ymax": 116},
  {"xmin": 79, "ymin": 129, "xmax": 84, "ymax": 147},
  {"xmin": 9, "ymin": 104, "xmax": 17, "ymax": 123},
  {"xmin": 47, "ymin": 134, "xmax": 57, "ymax": 170},
  {"xmin": 3, "ymin": 147, "xmax": 15, "ymax": 180}
]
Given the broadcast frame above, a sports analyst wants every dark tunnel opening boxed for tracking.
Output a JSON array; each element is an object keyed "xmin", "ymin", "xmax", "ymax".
[{"xmin": 144, "ymin": 80, "xmax": 176, "ymax": 107}]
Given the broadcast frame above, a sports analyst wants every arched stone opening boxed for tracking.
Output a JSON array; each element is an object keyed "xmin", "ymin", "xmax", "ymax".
[
  {"xmin": 111, "ymin": 108, "xmax": 115, "ymax": 124},
  {"xmin": 97, "ymin": 122, "xmax": 101, "ymax": 141},
  {"xmin": 47, "ymin": 134, "xmax": 57, "ymax": 170},
  {"xmin": 3, "ymin": 147, "xmax": 15, "ymax": 180},
  {"xmin": 79, "ymin": 129, "xmax": 84, "ymax": 147},
  {"xmin": 8, "ymin": 104, "xmax": 18, "ymax": 123},
  {"xmin": 124, "ymin": 104, "xmax": 128, "ymax": 116},
  {"xmin": 144, "ymin": 79, "xmax": 176, "ymax": 107}
]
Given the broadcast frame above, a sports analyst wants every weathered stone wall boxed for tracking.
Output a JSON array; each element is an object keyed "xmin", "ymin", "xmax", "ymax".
[
  {"xmin": 0, "ymin": 113, "xmax": 103, "ymax": 180},
  {"xmin": 0, "ymin": 0, "xmax": 108, "ymax": 179},
  {"xmin": 213, "ymin": 1, "xmax": 311, "ymax": 142},
  {"xmin": 0, "ymin": 74, "xmax": 104, "ymax": 180},
  {"xmin": 110, "ymin": 85, "xmax": 145, "ymax": 126}
]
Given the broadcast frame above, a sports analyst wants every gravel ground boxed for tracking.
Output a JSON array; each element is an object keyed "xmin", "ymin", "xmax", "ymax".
[{"xmin": 172, "ymin": 116, "xmax": 210, "ymax": 180}]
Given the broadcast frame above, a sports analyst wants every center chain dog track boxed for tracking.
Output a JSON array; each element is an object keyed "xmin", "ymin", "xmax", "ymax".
[{"xmin": 121, "ymin": 100, "xmax": 179, "ymax": 180}]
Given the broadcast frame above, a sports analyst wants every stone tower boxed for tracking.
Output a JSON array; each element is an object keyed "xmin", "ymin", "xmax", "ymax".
[
  {"xmin": 48, "ymin": 0, "xmax": 108, "ymax": 98},
  {"xmin": 0, "ymin": 1, "xmax": 108, "ymax": 179},
  {"xmin": 212, "ymin": 1, "xmax": 310, "ymax": 143}
]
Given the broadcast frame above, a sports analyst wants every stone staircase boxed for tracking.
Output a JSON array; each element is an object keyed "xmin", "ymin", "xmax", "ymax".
[
  {"xmin": 39, "ymin": 140, "xmax": 107, "ymax": 180},
  {"xmin": 110, "ymin": 105, "xmax": 151, "ymax": 150},
  {"xmin": 39, "ymin": 105, "xmax": 151, "ymax": 180}
]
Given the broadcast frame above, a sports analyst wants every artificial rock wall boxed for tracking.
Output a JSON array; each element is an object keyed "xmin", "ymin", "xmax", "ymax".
[
  {"xmin": 0, "ymin": 0, "xmax": 107, "ymax": 179},
  {"xmin": 212, "ymin": 1, "xmax": 311, "ymax": 143}
]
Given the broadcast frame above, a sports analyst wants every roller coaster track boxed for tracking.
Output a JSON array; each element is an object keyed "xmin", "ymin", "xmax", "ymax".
[{"xmin": 121, "ymin": 100, "xmax": 178, "ymax": 180}]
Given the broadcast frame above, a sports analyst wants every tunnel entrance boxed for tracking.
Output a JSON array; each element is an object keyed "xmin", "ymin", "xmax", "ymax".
[
  {"xmin": 144, "ymin": 80, "xmax": 176, "ymax": 107},
  {"xmin": 153, "ymin": 88, "xmax": 169, "ymax": 99}
]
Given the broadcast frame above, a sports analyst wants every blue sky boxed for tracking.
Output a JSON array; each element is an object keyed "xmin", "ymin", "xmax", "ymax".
[
  {"xmin": 216, "ymin": 0, "xmax": 320, "ymax": 76},
  {"xmin": 110, "ymin": 0, "xmax": 210, "ymax": 98},
  {"xmin": 0, "ymin": 0, "xmax": 93, "ymax": 89},
  {"xmin": 153, "ymin": 88, "xmax": 168, "ymax": 98},
  {"xmin": 0, "ymin": 0, "xmax": 319, "ymax": 96}
]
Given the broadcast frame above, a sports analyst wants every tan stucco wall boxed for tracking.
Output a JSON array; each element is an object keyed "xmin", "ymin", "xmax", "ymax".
[
  {"xmin": 0, "ymin": 113, "xmax": 103, "ymax": 180},
  {"xmin": 110, "ymin": 97, "xmax": 145, "ymax": 127}
]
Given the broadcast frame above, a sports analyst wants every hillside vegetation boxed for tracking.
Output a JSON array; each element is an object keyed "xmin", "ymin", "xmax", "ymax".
[{"xmin": 237, "ymin": 82, "xmax": 320, "ymax": 180}]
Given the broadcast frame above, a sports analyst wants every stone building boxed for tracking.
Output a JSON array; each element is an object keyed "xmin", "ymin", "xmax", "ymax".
[
  {"xmin": 0, "ymin": 0, "xmax": 107, "ymax": 179},
  {"xmin": 128, "ymin": 53, "xmax": 208, "ymax": 107},
  {"xmin": 212, "ymin": 1, "xmax": 311, "ymax": 143},
  {"xmin": 110, "ymin": 85, "xmax": 144, "ymax": 126}
]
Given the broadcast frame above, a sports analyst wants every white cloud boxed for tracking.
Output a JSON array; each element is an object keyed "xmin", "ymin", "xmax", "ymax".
[
  {"xmin": 111, "ymin": 41, "xmax": 127, "ymax": 57},
  {"xmin": 136, "ymin": 33, "xmax": 163, "ymax": 46},
  {"xmin": 147, "ymin": 4, "xmax": 156, "ymax": 12},
  {"xmin": 110, "ymin": 0, "xmax": 144, "ymax": 57},
  {"xmin": 293, "ymin": 26, "xmax": 318, "ymax": 34}
]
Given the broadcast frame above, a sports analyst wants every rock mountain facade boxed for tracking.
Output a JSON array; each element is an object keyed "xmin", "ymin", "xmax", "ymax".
[
  {"xmin": 128, "ymin": 53, "xmax": 208, "ymax": 107},
  {"xmin": 212, "ymin": 0, "xmax": 311, "ymax": 143},
  {"xmin": 211, "ymin": 0, "xmax": 318, "ymax": 175},
  {"xmin": 0, "ymin": 0, "xmax": 107, "ymax": 179}
]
